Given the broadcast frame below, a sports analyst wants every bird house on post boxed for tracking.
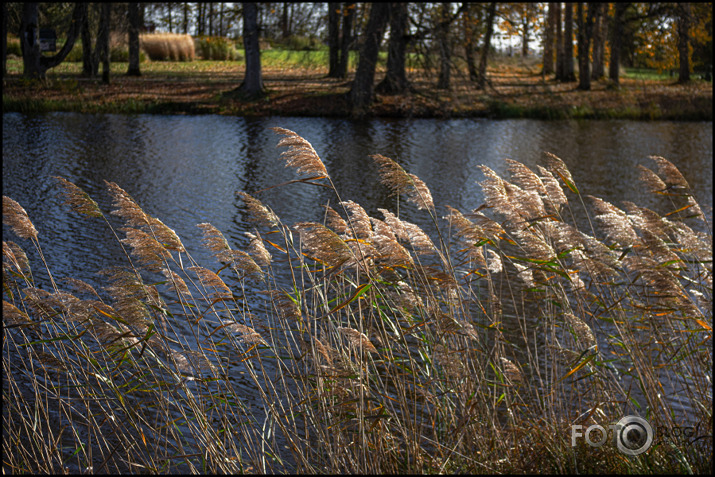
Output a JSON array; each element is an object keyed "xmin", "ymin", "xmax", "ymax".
[{"xmin": 39, "ymin": 28, "xmax": 57, "ymax": 52}]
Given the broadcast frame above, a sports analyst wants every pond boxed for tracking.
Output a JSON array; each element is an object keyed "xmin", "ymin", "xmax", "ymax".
[{"xmin": 3, "ymin": 113, "xmax": 712, "ymax": 471}]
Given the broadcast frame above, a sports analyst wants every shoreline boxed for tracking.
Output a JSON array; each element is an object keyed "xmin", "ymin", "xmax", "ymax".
[{"xmin": 3, "ymin": 67, "xmax": 712, "ymax": 121}]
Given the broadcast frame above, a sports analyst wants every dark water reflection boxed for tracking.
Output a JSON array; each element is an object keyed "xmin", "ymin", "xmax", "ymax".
[{"xmin": 4, "ymin": 113, "xmax": 712, "ymax": 295}]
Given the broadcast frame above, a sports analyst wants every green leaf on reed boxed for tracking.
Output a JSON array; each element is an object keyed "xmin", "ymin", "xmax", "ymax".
[
  {"xmin": 554, "ymin": 170, "xmax": 579, "ymax": 195},
  {"xmin": 559, "ymin": 353, "xmax": 596, "ymax": 382},
  {"xmin": 320, "ymin": 283, "xmax": 372, "ymax": 318}
]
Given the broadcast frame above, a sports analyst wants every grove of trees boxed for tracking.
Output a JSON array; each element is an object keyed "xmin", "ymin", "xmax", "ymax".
[{"xmin": 3, "ymin": 3, "xmax": 712, "ymax": 112}]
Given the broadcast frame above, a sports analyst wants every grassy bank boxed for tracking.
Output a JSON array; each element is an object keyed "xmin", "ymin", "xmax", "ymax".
[
  {"xmin": 3, "ymin": 127, "xmax": 712, "ymax": 473},
  {"xmin": 3, "ymin": 54, "xmax": 712, "ymax": 120}
]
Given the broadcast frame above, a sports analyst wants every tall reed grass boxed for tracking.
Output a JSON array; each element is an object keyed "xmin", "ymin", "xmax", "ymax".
[
  {"xmin": 3, "ymin": 128, "xmax": 712, "ymax": 473},
  {"xmin": 140, "ymin": 33, "xmax": 195, "ymax": 62}
]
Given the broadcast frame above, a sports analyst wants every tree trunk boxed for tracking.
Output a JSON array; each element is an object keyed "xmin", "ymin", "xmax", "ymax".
[
  {"xmin": 677, "ymin": 2, "xmax": 691, "ymax": 84},
  {"xmin": 167, "ymin": 4, "xmax": 173, "ymax": 33},
  {"xmin": 99, "ymin": 2, "xmax": 111, "ymax": 84},
  {"xmin": 208, "ymin": 3, "xmax": 214, "ymax": 36},
  {"xmin": 437, "ymin": 3, "xmax": 452, "ymax": 90},
  {"xmin": 591, "ymin": 2, "xmax": 605, "ymax": 80},
  {"xmin": 349, "ymin": 2, "xmax": 389, "ymax": 115},
  {"xmin": 555, "ymin": 2, "xmax": 564, "ymax": 80},
  {"xmin": 81, "ymin": 4, "xmax": 96, "ymax": 77},
  {"xmin": 21, "ymin": 2, "xmax": 84, "ymax": 79},
  {"xmin": 376, "ymin": 3, "xmax": 410, "ymax": 94},
  {"xmin": 2, "ymin": 2, "xmax": 7, "ymax": 77},
  {"xmin": 576, "ymin": 3, "xmax": 595, "ymax": 90},
  {"xmin": 235, "ymin": 2, "xmax": 264, "ymax": 97},
  {"xmin": 464, "ymin": 4, "xmax": 480, "ymax": 82},
  {"xmin": 197, "ymin": 3, "xmax": 204, "ymax": 36},
  {"xmin": 338, "ymin": 3, "xmax": 355, "ymax": 78},
  {"xmin": 477, "ymin": 2, "xmax": 497, "ymax": 90},
  {"xmin": 183, "ymin": 3, "xmax": 189, "ymax": 34},
  {"xmin": 542, "ymin": 2, "xmax": 556, "ymax": 75},
  {"xmin": 562, "ymin": 3, "xmax": 575, "ymax": 82},
  {"xmin": 609, "ymin": 2, "xmax": 625, "ymax": 86},
  {"xmin": 328, "ymin": 2, "xmax": 340, "ymax": 77},
  {"xmin": 127, "ymin": 2, "xmax": 141, "ymax": 76},
  {"xmin": 281, "ymin": 3, "xmax": 290, "ymax": 39},
  {"xmin": 521, "ymin": 4, "xmax": 531, "ymax": 57}
]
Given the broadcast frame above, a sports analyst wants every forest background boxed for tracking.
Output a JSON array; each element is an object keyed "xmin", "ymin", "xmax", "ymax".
[{"xmin": 2, "ymin": 3, "xmax": 713, "ymax": 119}]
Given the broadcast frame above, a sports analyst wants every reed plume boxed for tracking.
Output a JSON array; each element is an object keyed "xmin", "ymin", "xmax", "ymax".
[
  {"xmin": 271, "ymin": 127, "xmax": 328, "ymax": 177},
  {"xmin": 2, "ymin": 196, "xmax": 38, "ymax": 240},
  {"xmin": 371, "ymin": 154, "xmax": 434, "ymax": 210}
]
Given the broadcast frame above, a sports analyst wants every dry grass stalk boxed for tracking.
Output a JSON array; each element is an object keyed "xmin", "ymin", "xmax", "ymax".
[
  {"xmin": 3, "ymin": 240, "xmax": 32, "ymax": 279},
  {"xmin": 295, "ymin": 222, "xmax": 353, "ymax": 268},
  {"xmin": 189, "ymin": 266, "xmax": 233, "ymax": 299},
  {"xmin": 54, "ymin": 176, "xmax": 103, "ymax": 218},
  {"xmin": 223, "ymin": 322, "xmax": 267, "ymax": 345},
  {"xmin": 2, "ymin": 196, "xmax": 38, "ymax": 240},
  {"xmin": 197, "ymin": 222, "xmax": 232, "ymax": 259},
  {"xmin": 162, "ymin": 268, "xmax": 191, "ymax": 298},
  {"xmin": 588, "ymin": 195, "xmax": 640, "ymax": 247},
  {"xmin": 271, "ymin": 127, "xmax": 328, "ymax": 177},
  {"xmin": 499, "ymin": 357, "xmax": 523, "ymax": 384},
  {"xmin": 371, "ymin": 154, "xmax": 434, "ymax": 210},
  {"xmin": 378, "ymin": 208, "xmax": 435, "ymax": 254},
  {"xmin": 563, "ymin": 313, "xmax": 597, "ymax": 350},
  {"xmin": 120, "ymin": 227, "xmax": 172, "ymax": 271},
  {"xmin": 238, "ymin": 191, "xmax": 279, "ymax": 228},
  {"xmin": 245, "ymin": 231, "xmax": 272, "ymax": 269},
  {"xmin": 337, "ymin": 326, "xmax": 378, "ymax": 353},
  {"xmin": 105, "ymin": 181, "xmax": 149, "ymax": 228},
  {"xmin": 340, "ymin": 200, "xmax": 373, "ymax": 240}
]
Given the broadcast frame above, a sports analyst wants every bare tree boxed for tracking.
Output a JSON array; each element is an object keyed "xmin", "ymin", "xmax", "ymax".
[
  {"xmin": 99, "ymin": 2, "xmax": 111, "ymax": 84},
  {"xmin": 2, "ymin": 2, "xmax": 7, "ymax": 77},
  {"xmin": 376, "ymin": 3, "xmax": 410, "ymax": 94},
  {"xmin": 437, "ymin": 3, "xmax": 452, "ymax": 90},
  {"xmin": 576, "ymin": 2, "xmax": 595, "ymax": 90},
  {"xmin": 338, "ymin": 3, "xmax": 356, "ymax": 78},
  {"xmin": 477, "ymin": 2, "xmax": 497, "ymax": 90},
  {"xmin": 590, "ymin": 2, "xmax": 606, "ymax": 80},
  {"xmin": 676, "ymin": 2, "xmax": 691, "ymax": 84},
  {"xmin": 542, "ymin": 3, "xmax": 556, "ymax": 75},
  {"xmin": 230, "ymin": 3, "xmax": 264, "ymax": 97},
  {"xmin": 349, "ymin": 2, "xmax": 389, "ymax": 115},
  {"xmin": 562, "ymin": 2, "xmax": 575, "ymax": 82},
  {"xmin": 555, "ymin": 2, "xmax": 564, "ymax": 80},
  {"xmin": 127, "ymin": 2, "xmax": 141, "ymax": 76},
  {"xmin": 20, "ymin": 2, "xmax": 84, "ymax": 79},
  {"xmin": 328, "ymin": 2, "xmax": 340, "ymax": 77},
  {"xmin": 609, "ymin": 3, "xmax": 626, "ymax": 86}
]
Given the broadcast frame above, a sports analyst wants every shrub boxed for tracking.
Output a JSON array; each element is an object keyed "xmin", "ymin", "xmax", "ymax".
[
  {"xmin": 7, "ymin": 36, "xmax": 22, "ymax": 57},
  {"xmin": 193, "ymin": 35, "xmax": 242, "ymax": 61},
  {"xmin": 2, "ymin": 129, "xmax": 712, "ymax": 474},
  {"xmin": 279, "ymin": 34, "xmax": 324, "ymax": 51}
]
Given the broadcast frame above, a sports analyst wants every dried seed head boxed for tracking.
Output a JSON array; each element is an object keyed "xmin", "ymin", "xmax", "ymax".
[
  {"xmin": 371, "ymin": 154, "xmax": 434, "ymax": 210},
  {"xmin": 295, "ymin": 222, "xmax": 353, "ymax": 268},
  {"xmin": 105, "ymin": 181, "xmax": 149, "ymax": 228},
  {"xmin": 271, "ymin": 127, "xmax": 328, "ymax": 177},
  {"xmin": 54, "ymin": 176, "xmax": 103, "ymax": 218},
  {"xmin": 189, "ymin": 266, "xmax": 233, "ymax": 299},
  {"xmin": 3, "ymin": 196, "xmax": 38, "ymax": 240},
  {"xmin": 337, "ymin": 326, "xmax": 378, "ymax": 353},
  {"xmin": 238, "ymin": 191, "xmax": 280, "ymax": 228}
]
